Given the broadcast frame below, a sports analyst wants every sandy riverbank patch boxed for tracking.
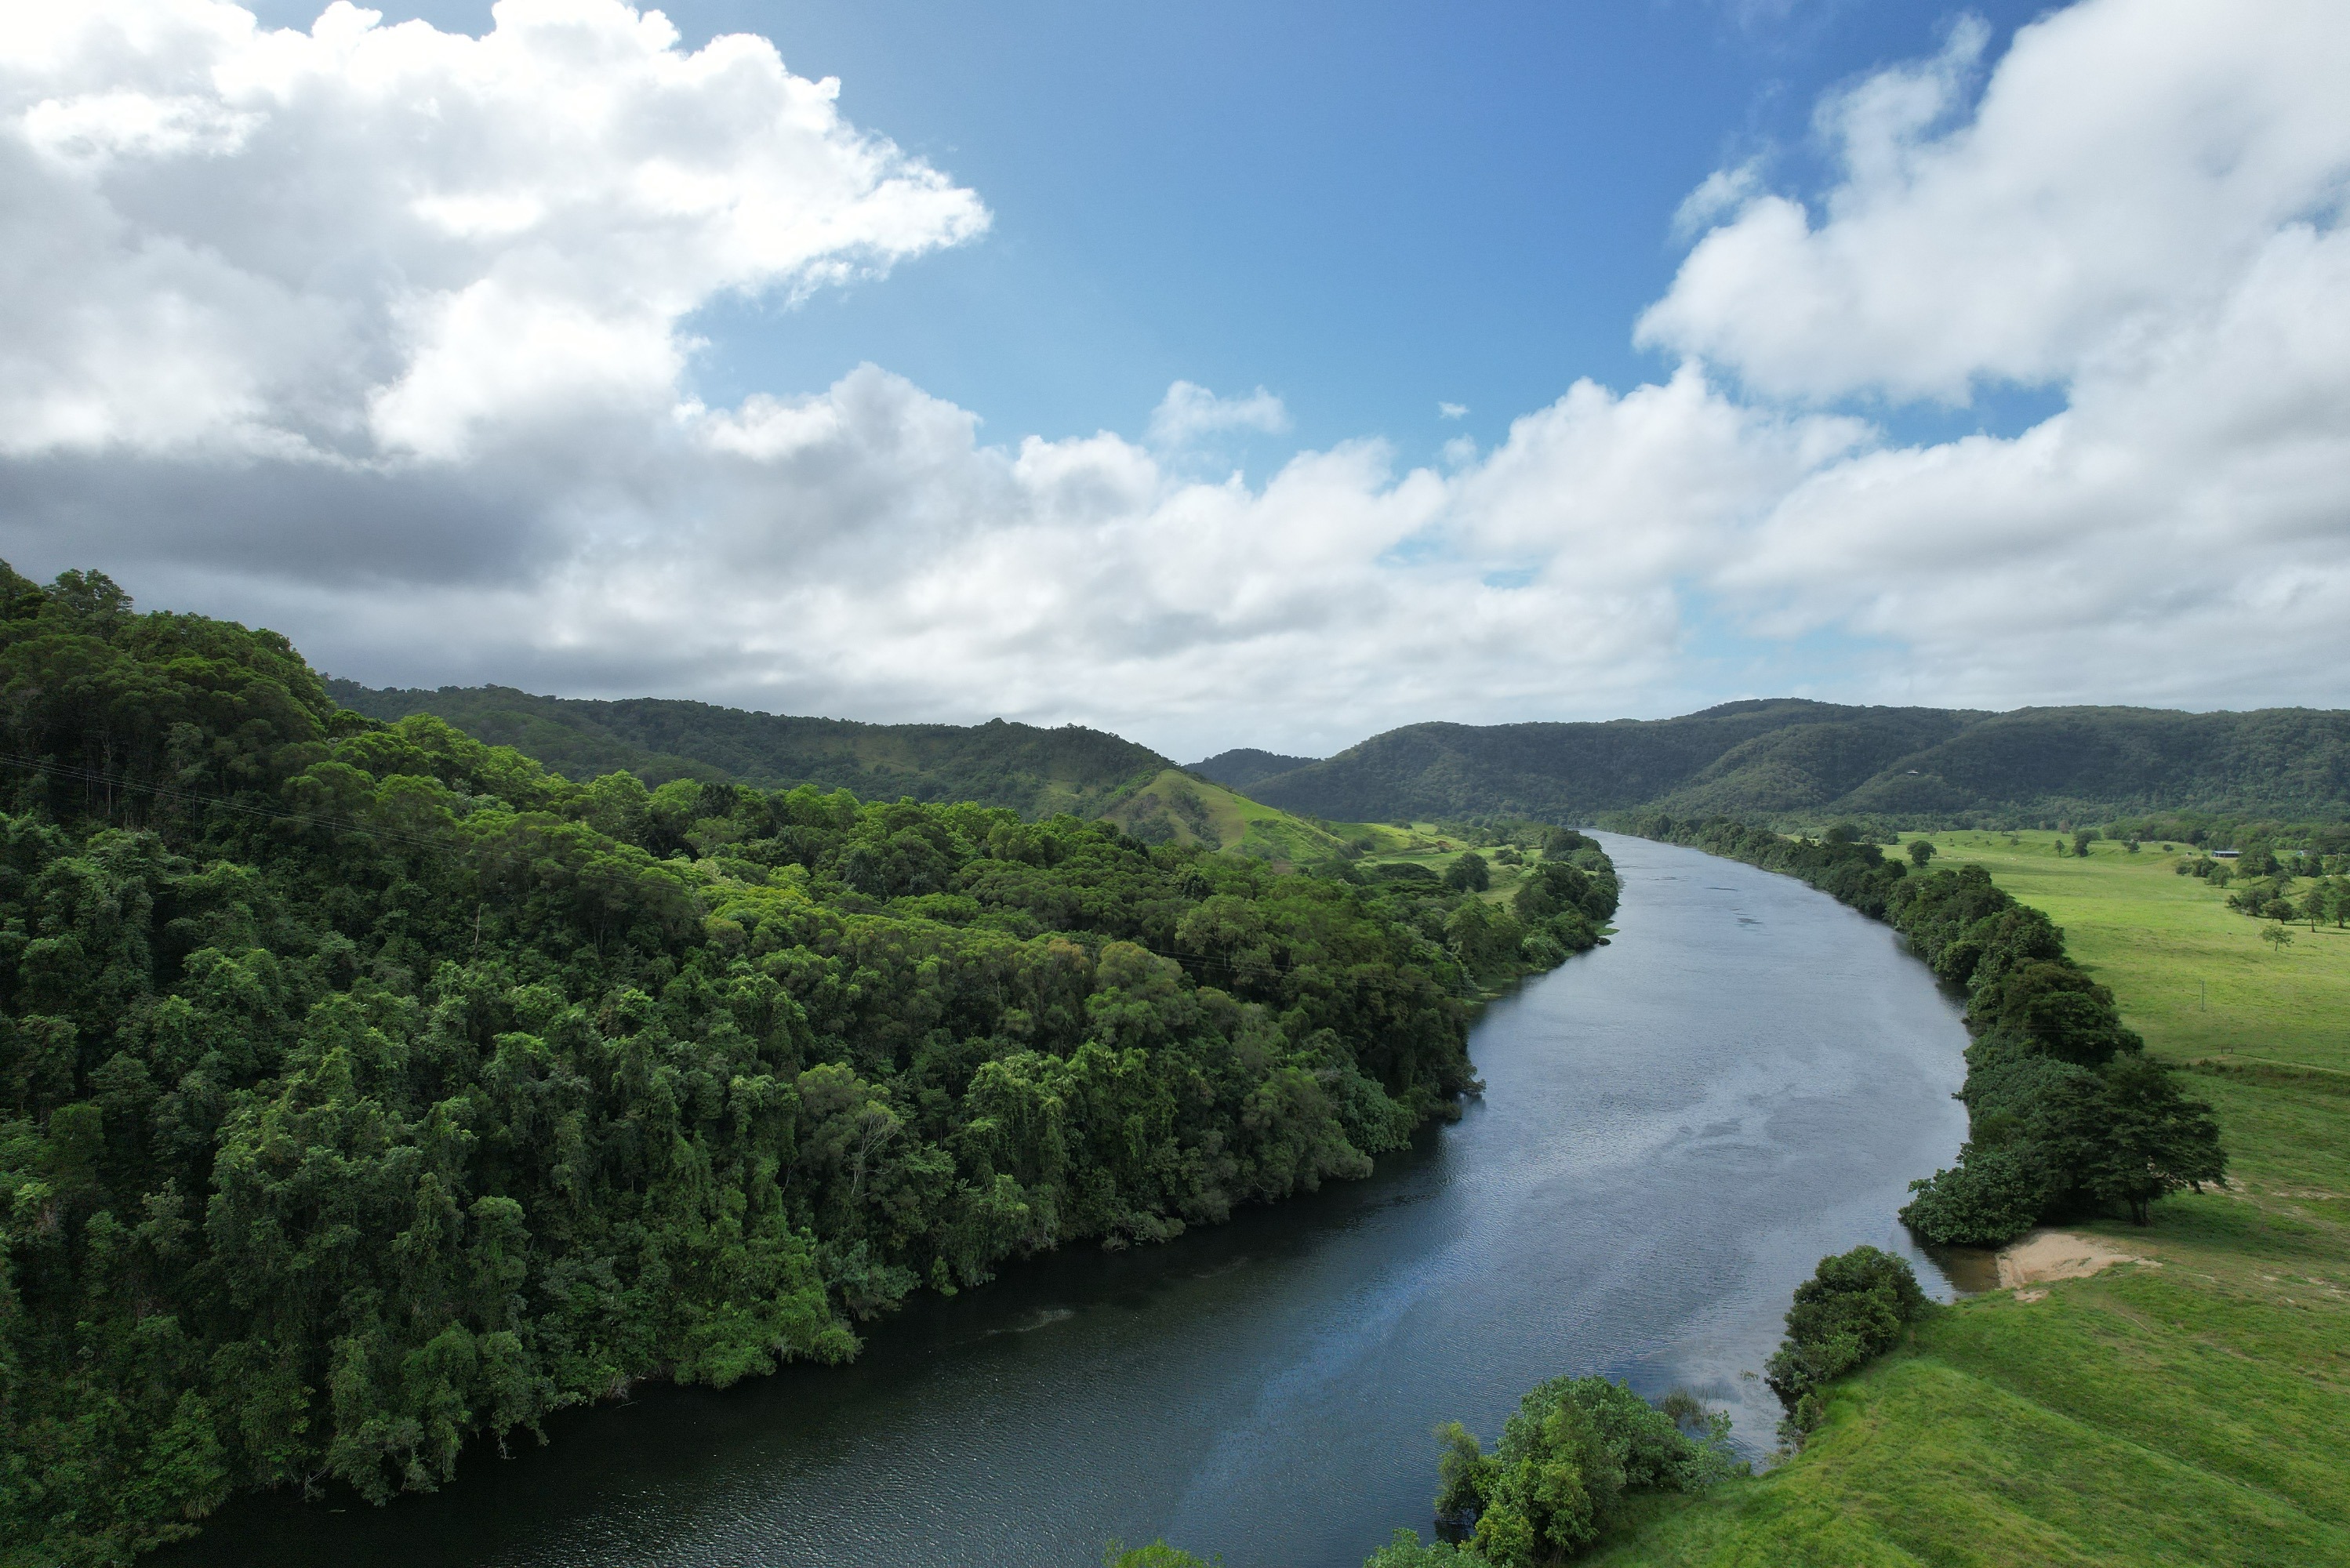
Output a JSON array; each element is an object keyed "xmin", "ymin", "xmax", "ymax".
[{"xmin": 1996, "ymin": 1230, "xmax": 2159, "ymax": 1290}]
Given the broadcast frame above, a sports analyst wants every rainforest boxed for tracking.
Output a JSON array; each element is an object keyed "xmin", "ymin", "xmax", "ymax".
[{"xmin": 0, "ymin": 564, "xmax": 1618, "ymax": 1563}]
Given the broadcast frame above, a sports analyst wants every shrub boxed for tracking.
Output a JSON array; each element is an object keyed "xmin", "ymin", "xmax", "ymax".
[
  {"xmin": 1763, "ymin": 1247, "xmax": 1929, "ymax": 1446},
  {"xmin": 1901, "ymin": 1147, "xmax": 2042, "ymax": 1246},
  {"xmin": 1444, "ymin": 852, "xmax": 1491, "ymax": 893},
  {"xmin": 1420, "ymin": 1377, "xmax": 1740, "ymax": 1566}
]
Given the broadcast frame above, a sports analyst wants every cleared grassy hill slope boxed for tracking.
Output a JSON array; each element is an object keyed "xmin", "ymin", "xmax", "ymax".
[
  {"xmin": 327, "ymin": 681, "xmax": 1171, "ymax": 819},
  {"xmin": 1099, "ymin": 768, "xmax": 1355, "ymax": 869},
  {"xmin": 1591, "ymin": 835, "xmax": 2350, "ymax": 1567},
  {"xmin": 1247, "ymin": 703, "xmax": 2350, "ymax": 828}
]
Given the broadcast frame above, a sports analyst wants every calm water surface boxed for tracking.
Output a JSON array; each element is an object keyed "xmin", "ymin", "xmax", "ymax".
[{"xmin": 169, "ymin": 833, "xmax": 1970, "ymax": 1568}]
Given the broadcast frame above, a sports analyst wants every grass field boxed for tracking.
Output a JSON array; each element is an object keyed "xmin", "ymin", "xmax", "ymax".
[
  {"xmin": 1338, "ymin": 821, "xmax": 1559, "ymax": 910},
  {"xmin": 1587, "ymin": 834, "xmax": 2350, "ymax": 1567},
  {"xmin": 1097, "ymin": 780, "xmax": 1552, "ymax": 909},
  {"xmin": 1908, "ymin": 833, "xmax": 2350, "ymax": 1075}
]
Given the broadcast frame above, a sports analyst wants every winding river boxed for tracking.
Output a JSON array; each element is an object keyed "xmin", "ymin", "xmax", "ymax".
[{"xmin": 161, "ymin": 833, "xmax": 1971, "ymax": 1568}]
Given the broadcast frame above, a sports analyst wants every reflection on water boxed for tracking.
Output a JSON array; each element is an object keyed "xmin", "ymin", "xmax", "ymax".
[
  {"xmin": 1927, "ymin": 1246, "xmax": 2003, "ymax": 1295},
  {"xmin": 162, "ymin": 833, "xmax": 1970, "ymax": 1568}
]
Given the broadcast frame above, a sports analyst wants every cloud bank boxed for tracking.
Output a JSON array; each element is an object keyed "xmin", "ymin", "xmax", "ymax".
[{"xmin": 3, "ymin": 0, "xmax": 2348, "ymax": 758}]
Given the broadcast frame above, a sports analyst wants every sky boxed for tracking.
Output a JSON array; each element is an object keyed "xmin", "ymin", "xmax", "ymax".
[{"xmin": 2, "ymin": 0, "xmax": 2347, "ymax": 760}]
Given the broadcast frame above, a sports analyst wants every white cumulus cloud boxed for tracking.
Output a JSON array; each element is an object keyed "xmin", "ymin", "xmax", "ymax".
[
  {"xmin": 0, "ymin": 0, "xmax": 988, "ymax": 467},
  {"xmin": 1637, "ymin": 0, "xmax": 2350, "ymax": 405},
  {"xmin": 1146, "ymin": 381, "xmax": 1291, "ymax": 448},
  {"xmin": 3, "ymin": 0, "xmax": 2349, "ymax": 760}
]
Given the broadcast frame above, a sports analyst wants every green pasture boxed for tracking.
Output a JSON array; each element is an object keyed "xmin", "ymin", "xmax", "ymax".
[
  {"xmin": 1335, "ymin": 821, "xmax": 1548, "ymax": 906},
  {"xmin": 1904, "ymin": 832, "xmax": 2350, "ymax": 1074},
  {"xmin": 1590, "ymin": 836, "xmax": 2350, "ymax": 1566}
]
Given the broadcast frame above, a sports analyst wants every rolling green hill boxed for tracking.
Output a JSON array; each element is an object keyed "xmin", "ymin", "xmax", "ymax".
[
  {"xmin": 1244, "ymin": 701, "xmax": 2350, "ymax": 827},
  {"xmin": 334, "ymin": 684, "xmax": 2350, "ymax": 837},
  {"xmin": 326, "ymin": 683, "xmax": 1365, "ymax": 860},
  {"xmin": 326, "ymin": 681, "xmax": 1172, "ymax": 819},
  {"xmin": 1098, "ymin": 768, "xmax": 1359, "ymax": 869}
]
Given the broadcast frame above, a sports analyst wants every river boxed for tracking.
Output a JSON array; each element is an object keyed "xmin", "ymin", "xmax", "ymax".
[{"xmin": 160, "ymin": 832, "xmax": 1972, "ymax": 1568}]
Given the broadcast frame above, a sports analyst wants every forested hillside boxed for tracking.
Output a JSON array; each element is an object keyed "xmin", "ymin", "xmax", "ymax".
[
  {"xmin": 1245, "ymin": 702, "xmax": 2350, "ymax": 827},
  {"xmin": 329, "ymin": 681, "xmax": 1172, "ymax": 818},
  {"xmin": 336, "ymin": 686, "xmax": 2350, "ymax": 837},
  {"xmin": 0, "ymin": 565, "xmax": 1616, "ymax": 1564},
  {"xmin": 1186, "ymin": 749, "xmax": 1320, "ymax": 790}
]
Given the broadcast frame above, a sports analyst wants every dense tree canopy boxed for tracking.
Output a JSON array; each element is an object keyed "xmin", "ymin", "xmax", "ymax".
[{"xmin": 0, "ymin": 564, "xmax": 1610, "ymax": 1565}]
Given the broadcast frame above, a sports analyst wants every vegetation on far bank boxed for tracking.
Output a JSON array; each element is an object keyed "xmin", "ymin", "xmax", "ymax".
[
  {"xmin": 1614, "ymin": 814, "xmax": 2225, "ymax": 1245},
  {"xmin": 0, "ymin": 564, "xmax": 1616, "ymax": 1565},
  {"xmin": 1575, "ymin": 826, "xmax": 2350, "ymax": 1566}
]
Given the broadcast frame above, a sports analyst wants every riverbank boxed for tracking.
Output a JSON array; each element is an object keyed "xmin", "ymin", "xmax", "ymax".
[
  {"xmin": 1590, "ymin": 833, "xmax": 2350, "ymax": 1566},
  {"xmin": 150, "ymin": 835, "xmax": 1967, "ymax": 1568}
]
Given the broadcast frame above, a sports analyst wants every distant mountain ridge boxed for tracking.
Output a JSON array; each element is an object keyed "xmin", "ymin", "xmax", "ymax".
[
  {"xmin": 332, "ymin": 684, "xmax": 2350, "ymax": 830},
  {"xmin": 1187, "ymin": 748, "xmax": 1322, "ymax": 790},
  {"xmin": 327, "ymin": 681, "xmax": 1174, "ymax": 819},
  {"xmin": 1240, "ymin": 701, "xmax": 2350, "ymax": 826}
]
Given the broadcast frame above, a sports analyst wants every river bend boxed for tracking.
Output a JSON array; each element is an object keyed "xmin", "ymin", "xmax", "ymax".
[{"xmin": 164, "ymin": 832, "xmax": 1970, "ymax": 1568}]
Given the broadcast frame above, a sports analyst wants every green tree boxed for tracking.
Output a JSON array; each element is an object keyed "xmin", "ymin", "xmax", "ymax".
[
  {"xmin": 1106, "ymin": 1541, "xmax": 1217, "ymax": 1567},
  {"xmin": 2030, "ymin": 1053, "xmax": 2228, "ymax": 1222},
  {"xmin": 1364, "ymin": 1530, "xmax": 1471, "ymax": 1566},
  {"xmin": 1763, "ymin": 1247, "xmax": 1928, "ymax": 1414},
  {"xmin": 1444, "ymin": 852, "xmax": 1491, "ymax": 893},
  {"xmin": 1906, "ymin": 839, "xmax": 1937, "ymax": 867},
  {"xmin": 2261, "ymin": 922, "xmax": 2295, "ymax": 956},
  {"xmin": 2072, "ymin": 829, "xmax": 2097, "ymax": 858},
  {"xmin": 1429, "ymin": 1378, "xmax": 1738, "ymax": 1567},
  {"xmin": 1901, "ymin": 1145, "xmax": 2040, "ymax": 1246}
]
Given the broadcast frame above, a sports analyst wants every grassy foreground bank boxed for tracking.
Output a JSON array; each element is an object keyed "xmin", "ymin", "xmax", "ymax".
[{"xmin": 1589, "ymin": 834, "xmax": 2350, "ymax": 1566}]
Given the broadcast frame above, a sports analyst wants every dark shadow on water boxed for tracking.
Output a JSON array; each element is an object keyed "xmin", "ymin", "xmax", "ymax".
[{"xmin": 1923, "ymin": 1245, "xmax": 2003, "ymax": 1295}]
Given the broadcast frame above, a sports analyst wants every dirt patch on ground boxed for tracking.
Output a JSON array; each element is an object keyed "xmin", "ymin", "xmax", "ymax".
[{"xmin": 1996, "ymin": 1230, "xmax": 2159, "ymax": 1290}]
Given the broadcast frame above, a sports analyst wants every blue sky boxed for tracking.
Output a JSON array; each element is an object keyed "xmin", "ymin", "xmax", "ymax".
[
  {"xmin": 245, "ymin": 0, "xmax": 2052, "ymax": 462},
  {"xmin": 7, "ymin": 1, "xmax": 2348, "ymax": 757}
]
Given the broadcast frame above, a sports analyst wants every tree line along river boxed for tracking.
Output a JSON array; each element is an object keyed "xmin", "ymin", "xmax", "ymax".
[{"xmin": 158, "ymin": 833, "xmax": 1973, "ymax": 1568}]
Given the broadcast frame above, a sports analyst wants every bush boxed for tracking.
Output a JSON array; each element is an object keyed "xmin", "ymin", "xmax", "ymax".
[
  {"xmin": 1444, "ymin": 852, "xmax": 1491, "ymax": 893},
  {"xmin": 1763, "ymin": 1247, "xmax": 1929, "ymax": 1446},
  {"xmin": 1901, "ymin": 1147, "xmax": 2042, "ymax": 1246},
  {"xmin": 1417, "ymin": 1377, "xmax": 1740, "ymax": 1566},
  {"xmin": 1106, "ymin": 1542, "xmax": 1215, "ymax": 1567},
  {"xmin": 1364, "ymin": 1530, "xmax": 1470, "ymax": 1566}
]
